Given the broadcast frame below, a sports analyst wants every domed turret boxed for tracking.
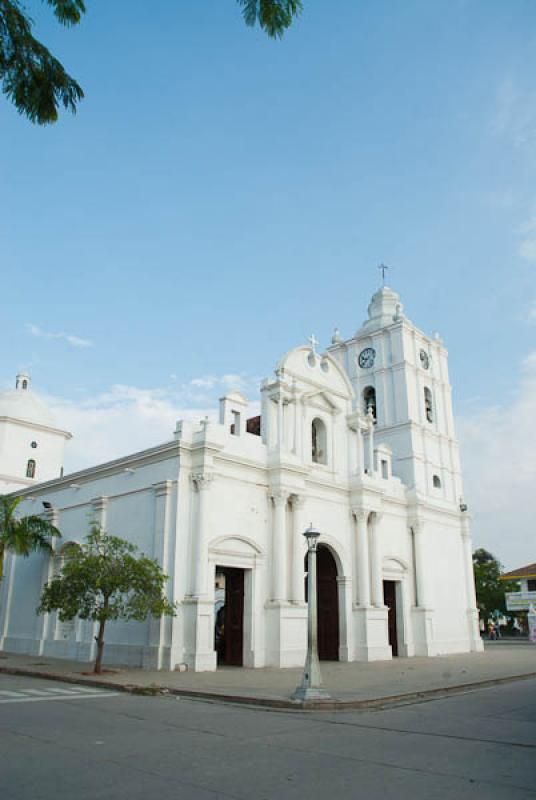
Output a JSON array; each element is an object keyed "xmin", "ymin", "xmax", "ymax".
[
  {"xmin": 0, "ymin": 373, "xmax": 71, "ymax": 492},
  {"xmin": 357, "ymin": 286, "xmax": 404, "ymax": 334},
  {"xmin": 0, "ymin": 373, "xmax": 56, "ymax": 429}
]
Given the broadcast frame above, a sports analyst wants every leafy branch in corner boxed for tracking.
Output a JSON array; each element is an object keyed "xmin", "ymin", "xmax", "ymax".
[{"xmin": 0, "ymin": 1, "xmax": 302, "ymax": 125}]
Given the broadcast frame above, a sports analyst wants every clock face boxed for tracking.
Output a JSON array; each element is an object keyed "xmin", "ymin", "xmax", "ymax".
[
  {"xmin": 420, "ymin": 349, "xmax": 430, "ymax": 370},
  {"xmin": 358, "ymin": 347, "xmax": 376, "ymax": 369}
]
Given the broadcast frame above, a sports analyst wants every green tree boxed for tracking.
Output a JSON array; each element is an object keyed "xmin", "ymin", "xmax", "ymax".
[
  {"xmin": 1, "ymin": 0, "xmax": 302, "ymax": 125},
  {"xmin": 38, "ymin": 525, "xmax": 175, "ymax": 674},
  {"xmin": 0, "ymin": 494, "xmax": 60, "ymax": 581},
  {"xmin": 473, "ymin": 548, "xmax": 517, "ymax": 623}
]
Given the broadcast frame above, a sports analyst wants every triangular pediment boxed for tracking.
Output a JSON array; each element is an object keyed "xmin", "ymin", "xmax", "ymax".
[{"xmin": 302, "ymin": 390, "xmax": 340, "ymax": 414}]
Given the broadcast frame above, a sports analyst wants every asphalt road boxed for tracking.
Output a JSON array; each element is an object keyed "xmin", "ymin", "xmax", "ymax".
[{"xmin": 1, "ymin": 674, "xmax": 535, "ymax": 800}]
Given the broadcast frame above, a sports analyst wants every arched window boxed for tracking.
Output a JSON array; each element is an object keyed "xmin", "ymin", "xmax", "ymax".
[
  {"xmin": 432, "ymin": 474, "xmax": 441, "ymax": 489},
  {"xmin": 311, "ymin": 418, "xmax": 327, "ymax": 465},
  {"xmin": 22, "ymin": 379, "xmax": 28, "ymax": 389},
  {"xmin": 26, "ymin": 459, "xmax": 36, "ymax": 479},
  {"xmin": 363, "ymin": 386, "xmax": 377, "ymax": 420},
  {"xmin": 424, "ymin": 387, "xmax": 433, "ymax": 423}
]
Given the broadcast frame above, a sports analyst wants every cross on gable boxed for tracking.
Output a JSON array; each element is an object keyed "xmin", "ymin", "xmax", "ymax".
[{"xmin": 308, "ymin": 334, "xmax": 319, "ymax": 355}]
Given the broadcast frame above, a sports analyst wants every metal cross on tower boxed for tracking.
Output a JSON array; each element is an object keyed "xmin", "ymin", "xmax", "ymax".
[{"xmin": 378, "ymin": 263, "xmax": 391, "ymax": 285}]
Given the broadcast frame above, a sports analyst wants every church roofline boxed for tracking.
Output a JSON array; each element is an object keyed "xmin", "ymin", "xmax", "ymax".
[
  {"xmin": 9, "ymin": 438, "xmax": 181, "ymax": 498},
  {"xmin": 327, "ymin": 315, "xmax": 446, "ymax": 352},
  {"xmin": 0, "ymin": 415, "xmax": 72, "ymax": 439}
]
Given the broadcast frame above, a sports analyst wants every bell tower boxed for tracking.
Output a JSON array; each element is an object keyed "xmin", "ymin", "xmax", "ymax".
[
  {"xmin": 328, "ymin": 286, "xmax": 463, "ymax": 505},
  {"xmin": 0, "ymin": 373, "xmax": 72, "ymax": 492}
]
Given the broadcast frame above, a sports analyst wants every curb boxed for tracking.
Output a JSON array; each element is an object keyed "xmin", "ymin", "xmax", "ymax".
[{"xmin": 2, "ymin": 664, "xmax": 536, "ymax": 711}]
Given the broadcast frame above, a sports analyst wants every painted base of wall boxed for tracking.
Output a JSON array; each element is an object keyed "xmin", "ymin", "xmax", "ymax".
[
  {"xmin": 3, "ymin": 635, "xmax": 172, "ymax": 670},
  {"xmin": 411, "ymin": 607, "xmax": 437, "ymax": 656},
  {"xmin": 265, "ymin": 602, "xmax": 307, "ymax": 668},
  {"xmin": 352, "ymin": 605, "xmax": 393, "ymax": 661}
]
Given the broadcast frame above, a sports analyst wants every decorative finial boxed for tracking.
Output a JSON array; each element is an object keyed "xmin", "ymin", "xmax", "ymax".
[
  {"xmin": 378, "ymin": 262, "xmax": 391, "ymax": 286},
  {"xmin": 307, "ymin": 334, "xmax": 319, "ymax": 356},
  {"xmin": 331, "ymin": 327, "xmax": 342, "ymax": 344},
  {"xmin": 393, "ymin": 303, "xmax": 403, "ymax": 322}
]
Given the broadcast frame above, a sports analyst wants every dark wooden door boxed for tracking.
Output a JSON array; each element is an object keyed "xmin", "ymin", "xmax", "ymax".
[
  {"xmin": 317, "ymin": 546, "xmax": 339, "ymax": 661},
  {"xmin": 383, "ymin": 580, "xmax": 399, "ymax": 657},
  {"xmin": 223, "ymin": 568, "xmax": 244, "ymax": 666}
]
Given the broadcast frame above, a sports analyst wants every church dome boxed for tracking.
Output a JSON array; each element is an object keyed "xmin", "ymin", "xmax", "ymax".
[
  {"xmin": 357, "ymin": 286, "xmax": 404, "ymax": 334},
  {"xmin": 0, "ymin": 374, "xmax": 56, "ymax": 428}
]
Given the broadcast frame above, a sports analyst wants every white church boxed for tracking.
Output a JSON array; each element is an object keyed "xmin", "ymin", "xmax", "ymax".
[{"xmin": 0, "ymin": 286, "xmax": 483, "ymax": 671}]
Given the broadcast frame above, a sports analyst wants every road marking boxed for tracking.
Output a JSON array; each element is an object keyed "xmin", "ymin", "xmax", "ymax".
[{"xmin": 0, "ymin": 687, "xmax": 120, "ymax": 704}]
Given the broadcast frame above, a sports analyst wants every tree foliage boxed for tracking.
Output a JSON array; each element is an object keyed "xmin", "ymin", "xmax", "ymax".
[
  {"xmin": 472, "ymin": 547, "xmax": 517, "ymax": 621},
  {"xmin": 0, "ymin": 494, "xmax": 60, "ymax": 580},
  {"xmin": 1, "ymin": 0, "xmax": 302, "ymax": 125},
  {"xmin": 38, "ymin": 525, "xmax": 175, "ymax": 673},
  {"xmin": 0, "ymin": 0, "xmax": 84, "ymax": 123},
  {"xmin": 237, "ymin": 0, "xmax": 302, "ymax": 38}
]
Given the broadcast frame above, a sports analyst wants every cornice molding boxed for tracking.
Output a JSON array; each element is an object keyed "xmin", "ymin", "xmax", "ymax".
[{"xmin": 0, "ymin": 415, "xmax": 72, "ymax": 439}]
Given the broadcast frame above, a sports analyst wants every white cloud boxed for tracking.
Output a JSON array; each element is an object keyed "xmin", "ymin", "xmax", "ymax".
[
  {"xmin": 525, "ymin": 302, "xmax": 536, "ymax": 324},
  {"xmin": 44, "ymin": 374, "xmax": 260, "ymax": 473},
  {"xmin": 458, "ymin": 351, "xmax": 536, "ymax": 570},
  {"xmin": 516, "ymin": 211, "xmax": 536, "ymax": 264},
  {"xmin": 492, "ymin": 80, "xmax": 536, "ymax": 152},
  {"xmin": 26, "ymin": 323, "xmax": 93, "ymax": 349}
]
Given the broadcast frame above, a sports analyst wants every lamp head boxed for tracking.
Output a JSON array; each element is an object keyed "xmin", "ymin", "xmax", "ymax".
[{"xmin": 303, "ymin": 523, "xmax": 321, "ymax": 551}]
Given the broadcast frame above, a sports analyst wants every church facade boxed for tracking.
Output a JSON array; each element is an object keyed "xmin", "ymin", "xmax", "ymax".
[{"xmin": 0, "ymin": 286, "xmax": 483, "ymax": 670}]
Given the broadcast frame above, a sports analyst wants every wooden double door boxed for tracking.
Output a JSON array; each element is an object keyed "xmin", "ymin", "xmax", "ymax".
[
  {"xmin": 215, "ymin": 567, "xmax": 244, "ymax": 666},
  {"xmin": 383, "ymin": 580, "xmax": 399, "ymax": 657},
  {"xmin": 305, "ymin": 546, "xmax": 340, "ymax": 661}
]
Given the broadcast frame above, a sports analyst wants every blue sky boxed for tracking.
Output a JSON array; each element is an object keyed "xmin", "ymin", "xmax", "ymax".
[{"xmin": 1, "ymin": 1, "xmax": 535, "ymax": 566}]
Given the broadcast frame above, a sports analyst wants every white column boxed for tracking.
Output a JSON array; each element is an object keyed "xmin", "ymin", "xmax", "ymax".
[
  {"xmin": 271, "ymin": 491, "xmax": 288, "ymax": 601},
  {"xmin": 412, "ymin": 519, "xmax": 429, "ymax": 609},
  {"xmin": 0, "ymin": 552, "xmax": 16, "ymax": 649},
  {"xmin": 277, "ymin": 392, "xmax": 284, "ymax": 450},
  {"xmin": 291, "ymin": 496, "xmax": 306, "ymax": 604},
  {"xmin": 292, "ymin": 392, "xmax": 298, "ymax": 454},
  {"xmin": 91, "ymin": 496, "xmax": 109, "ymax": 529},
  {"xmin": 38, "ymin": 506, "xmax": 60, "ymax": 653},
  {"xmin": 192, "ymin": 473, "xmax": 213, "ymax": 597},
  {"xmin": 354, "ymin": 509, "xmax": 371, "ymax": 606},
  {"xmin": 369, "ymin": 512, "xmax": 384, "ymax": 607},
  {"xmin": 149, "ymin": 481, "xmax": 173, "ymax": 664},
  {"xmin": 88, "ymin": 497, "xmax": 109, "ymax": 659},
  {"xmin": 153, "ymin": 481, "xmax": 173, "ymax": 570},
  {"xmin": 367, "ymin": 407, "xmax": 375, "ymax": 474},
  {"xmin": 357, "ymin": 425, "xmax": 365, "ymax": 474},
  {"xmin": 461, "ymin": 515, "xmax": 477, "ymax": 610}
]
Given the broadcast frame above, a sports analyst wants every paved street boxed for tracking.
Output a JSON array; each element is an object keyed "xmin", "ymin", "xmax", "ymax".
[{"xmin": 1, "ymin": 674, "xmax": 535, "ymax": 799}]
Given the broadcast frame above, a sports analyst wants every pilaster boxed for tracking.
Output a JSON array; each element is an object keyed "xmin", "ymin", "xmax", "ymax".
[
  {"xmin": 410, "ymin": 518, "xmax": 437, "ymax": 656},
  {"xmin": 461, "ymin": 513, "xmax": 484, "ymax": 652},
  {"xmin": 147, "ymin": 480, "xmax": 174, "ymax": 669},
  {"xmin": 291, "ymin": 495, "xmax": 307, "ymax": 604},
  {"xmin": 190, "ymin": 472, "xmax": 213, "ymax": 597},
  {"xmin": 37, "ymin": 506, "xmax": 60, "ymax": 656}
]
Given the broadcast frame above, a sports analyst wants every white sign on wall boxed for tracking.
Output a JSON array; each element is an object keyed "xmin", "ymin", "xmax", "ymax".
[{"xmin": 505, "ymin": 592, "xmax": 536, "ymax": 611}]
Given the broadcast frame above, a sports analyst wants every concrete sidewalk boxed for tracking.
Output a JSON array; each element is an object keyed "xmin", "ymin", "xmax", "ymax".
[{"xmin": 1, "ymin": 643, "xmax": 535, "ymax": 710}]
